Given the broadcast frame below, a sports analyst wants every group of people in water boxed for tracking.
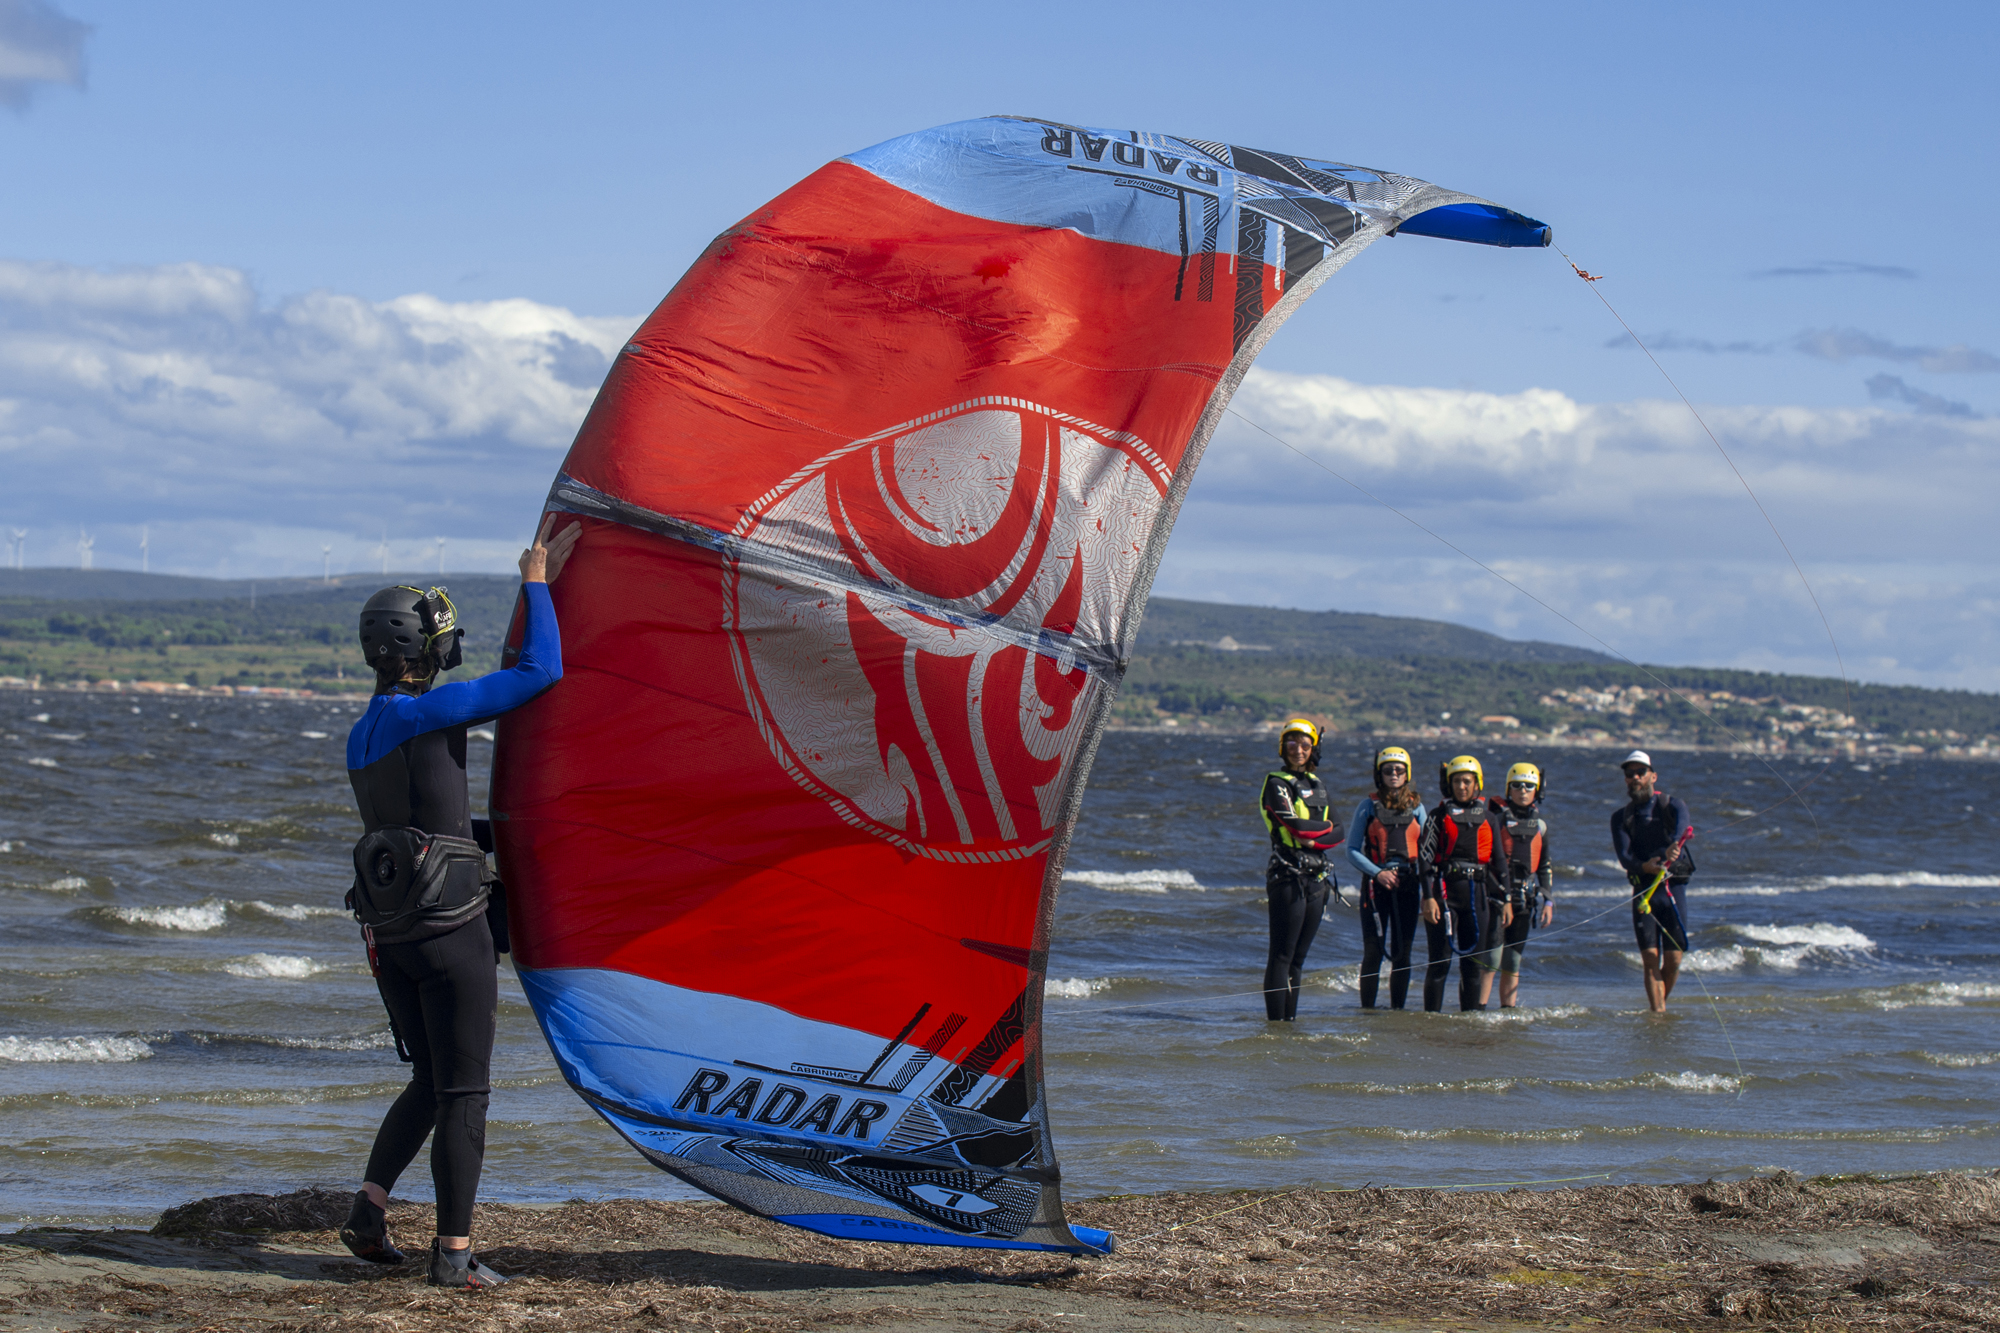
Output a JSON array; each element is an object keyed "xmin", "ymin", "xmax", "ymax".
[{"xmin": 1258, "ymin": 718, "xmax": 1694, "ymax": 1022}]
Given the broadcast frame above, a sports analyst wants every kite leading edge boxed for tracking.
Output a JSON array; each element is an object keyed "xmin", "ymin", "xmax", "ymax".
[{"xmin": 491, "ymin": 116, "xmax": 1547, "ymax": 1255}]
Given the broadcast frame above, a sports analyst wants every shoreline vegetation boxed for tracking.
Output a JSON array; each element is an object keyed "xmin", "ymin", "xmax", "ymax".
[
  {"xmin": 5, "ymin": 576, "xmax": 1997, "ymax": 760},
  {"xmin": 3, "ymin": 1174, "xmax": 1994, "ymax": 1330}
]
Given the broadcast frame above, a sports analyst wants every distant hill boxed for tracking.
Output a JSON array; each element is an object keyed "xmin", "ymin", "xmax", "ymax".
[
  {"xmin": 5, "ymin": 574, "xmax": 1615, "ymax": 664},
  {"xmin": 1136, "ymin": 597, "xmax": 1615, "ymax": 665},
  {"xmin": 0, "ymin": 567, "xmax": 507, "ymax": 603},
  {"xmin": 3, "ymin": 571, "xmax": 1993, "ymax": 750}
]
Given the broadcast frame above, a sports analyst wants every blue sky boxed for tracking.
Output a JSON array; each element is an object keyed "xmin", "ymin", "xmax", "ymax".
[{"xmin": 3, "ymin": 0, "xmax": 1996, "ymax": 687}]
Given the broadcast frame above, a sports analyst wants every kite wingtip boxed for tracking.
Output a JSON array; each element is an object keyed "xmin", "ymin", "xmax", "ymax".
[{"xmin": 1067, "ymin": 1225, "xmax": 1118, "ymax": 1255}]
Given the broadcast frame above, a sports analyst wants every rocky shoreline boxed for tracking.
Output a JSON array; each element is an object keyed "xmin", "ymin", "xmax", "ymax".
[{"xmin": 3, "ymin": 1173, "xmax": 1994, "ymax": 1331}]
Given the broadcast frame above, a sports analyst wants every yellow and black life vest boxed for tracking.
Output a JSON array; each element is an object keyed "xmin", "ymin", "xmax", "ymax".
[{"xmin": 1260, "ymin": 768, "xmax": 1334, "ymax": 871}]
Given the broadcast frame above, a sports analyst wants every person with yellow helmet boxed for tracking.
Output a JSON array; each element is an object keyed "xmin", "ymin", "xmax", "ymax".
[
  {"xmin": 1344, "ymin": 745, "xmax": 1427, "ymax": 1009},
  {"xmin": 1257, "ymin": 717, "xmax": 1343, "ymax": 1022},
  {"xmin": 1483, "ymin": 761, "xmax": 1556, "ymax": 1009},
  {"xmin": 1417, "ymin": 755, "xmax": 1504, "ymax": 1011}
]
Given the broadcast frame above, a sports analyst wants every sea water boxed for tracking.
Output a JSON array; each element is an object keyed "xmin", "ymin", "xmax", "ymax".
[{"xmin": 2, "ymin": 693, "xmax": 1995, "ymax": 1227}]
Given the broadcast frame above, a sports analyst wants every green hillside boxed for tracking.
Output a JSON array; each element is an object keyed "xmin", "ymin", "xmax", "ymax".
[{"xmin": 1, "ymin": 574, "xmax": 1992, "ymax": 758}]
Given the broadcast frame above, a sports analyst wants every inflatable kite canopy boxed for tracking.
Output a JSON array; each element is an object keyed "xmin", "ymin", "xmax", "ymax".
[{"xmin": 492, "ymin": 117, "xmax": 1547, "ymax": 1255}]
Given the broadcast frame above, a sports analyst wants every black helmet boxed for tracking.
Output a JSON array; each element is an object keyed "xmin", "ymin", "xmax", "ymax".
[{"xmin": 358, "ymin": 585, "xmax": 463, "ymax": 674}]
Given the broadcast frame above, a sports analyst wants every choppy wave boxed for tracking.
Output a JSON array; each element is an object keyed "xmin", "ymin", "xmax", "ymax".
[
  {"xmin": 147, "ymin": 1028, "xmax": 396, "ymax": 1053},
  {"xmin": 1861, "ymin": 981, "xmax": 2000, "ymax": 1010},
  {"xmin": 1044, "ymin": 977, "xmax": 1113, "ymax": 998},
  {"xmin": 207, "ymin": 831, "xmax": 240, "ymax": 848},
  {"xmin": 240, "ymin": 900, "xmax": 346, "ymax": 922},
  {"xmin": 99, "ymin": 899, "xmax": 230, "ymax": 931},
  {"xmin": 26, "ymin": 757, "xmax": 58, "ymax": 768},
  {"xmin": 1670, "ymin": 929, "xmax": 1875, "ymax": 972},
  {"xmin": 221, "ymin": 954, "xmax": 328, "ymax": 980},
  {"xmin": 1920, "ymin": 1051, "xmax": 2000, "ymax": 1069},
  {"xmin": 1564, "ymin": 885, "xmax": 1785, "ymax": 900},
  {"xmin": 42, "ymin": 876, "xmax": 87, "ymax": 893},
  {"xmin": 1063, "ymin": 868, "xmax": 1203, "ymax": 893},
  {"xmin": 1468, "ymin": 1003, "xmax": 1590, "ymax": 1025},
  {"xmin": 87, "ymin": 898, "xmax": 345, "ymax": 931},
  {"xmin": 1325, "ymin": 1068, "xmax": 1737, "ymax": 1096},
  {"xmin": 1818, "ymin": 872, "xmax": 2000, "ymax": 888},
  {"xmin": 1727, "ymin": 923, "xmax": 1875, "ymax": 950},
  {"xmin": 300, "ymin": 731, "xmax": 329, "ymax": 739},
  {"xmin": 0, "ymin": 1035, "xmax": 152, "ymax": 1063}
]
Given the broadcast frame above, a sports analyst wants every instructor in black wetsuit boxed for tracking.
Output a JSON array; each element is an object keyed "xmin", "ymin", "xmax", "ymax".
[
  {"xmin": 1258, "ymin": 718, "xmax": 1343, "ymax": 1022},
  {"xmin": 1611, "ymin": 749, "xmax": 1693, "ymax": 1015},
  {"xmin": 338, "ymin": 516, "xmax": 578, "ymax": 1288}
]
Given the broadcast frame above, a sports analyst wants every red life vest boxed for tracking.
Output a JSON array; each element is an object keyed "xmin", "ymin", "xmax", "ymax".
[
  {"xmin": 1365, "ymin": 798, "xmax": 1422, "ymax": 868},
  {"xmin": 1494, "ymin": 800, "xmax": 1546, "ymax": 882},
  {"xmin": 1432, "ymin": 800, "xmax": 1493, "ymax": 870}
]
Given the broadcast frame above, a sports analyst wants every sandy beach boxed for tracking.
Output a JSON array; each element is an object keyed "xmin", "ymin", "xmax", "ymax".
[{"xmin": 2, "ymin": 1173, "xmax": 1994, "ymax": 1332}]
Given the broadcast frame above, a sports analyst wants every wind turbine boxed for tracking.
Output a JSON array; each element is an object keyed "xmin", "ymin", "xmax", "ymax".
[
  {"xmin": 321, "ymin": 543, "xmax": 332, "ymax": 584},
  {"xmin": 377, "ymin": 533, "xmax": 389, "ymax": 576},
  {"xmin": 140, "ymin": 526, "xmax": 149, "ymax": 574},
  {"xmin": 8, "ymin": 529, "xmax": 23, "ymax": 571},
  {"xmin": 434, "ymin": 536, "xmax": 446, "ymax": 576},
  {"xmin": 78, "ymin": 527, "xmax": 94, "ymax": 571}
]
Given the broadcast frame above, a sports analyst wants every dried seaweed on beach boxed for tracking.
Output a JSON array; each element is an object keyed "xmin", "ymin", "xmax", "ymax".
[{"xmin": 7, "ymin": 1172, "xmax": 1997, "ymax": 1332}]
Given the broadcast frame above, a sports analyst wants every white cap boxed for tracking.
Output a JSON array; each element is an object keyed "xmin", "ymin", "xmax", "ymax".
[{"xmin": 1620, "ymin": 749, "xmax": 1653, "ymax": 770}]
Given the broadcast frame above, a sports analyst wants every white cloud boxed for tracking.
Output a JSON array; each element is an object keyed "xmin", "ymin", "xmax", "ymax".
[
  {"xmin": 1156, "ymin": 371, "xmax": 2000, "ymax": 690},
  {"xmin": 2, "ymin": 269, "xmax": 1992, "ymax": 691},
  {"xmin": 0, "ymin": 259, "xmax": 635, "ymax": 571},
  {"xmin": 0, "ymin": 0, "xmax": 88, "ymax": 111}
]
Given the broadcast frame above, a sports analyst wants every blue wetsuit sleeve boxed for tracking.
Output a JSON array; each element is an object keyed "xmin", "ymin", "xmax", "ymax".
[
  {"xmin": 1346, "ymin": 800, "xmax": 1381, "ymax": 878},
  {"xmin": 347, "ymin": 582, "xmax": 562, "ymax": 770}
]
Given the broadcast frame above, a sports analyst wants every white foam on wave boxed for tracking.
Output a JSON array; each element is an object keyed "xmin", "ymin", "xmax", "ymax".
[
  {"xmin": 221, "ymin": 953, "xmax": 327, "ymax": 980},
  {"xmin": 1920, "ymin": 1050, "xmax": 2000, "ymax": 1068},
  {"xmin": 43, "ymin": 876, "xmax": 88, "ymax": 893},
  {"xmin": 26, "ymin": 757, "xmax": 58, "ymax": 768},
  {"xmin": 1650, "ymin": 1070, "xmax": 1743, "ymax": 1093},
  {"xmin": 1348, "ymin": 1077, "xmax": 1517, "ymax": 1095},
  {"xmin": 1865, "ymin": 981, "xmax": 2000, "ymax": 1010},
  {"xmin": 208, "ymin": 831, "xmax": 240, "ymax": 848},
  {"xmin": 1044, "ymin": 977, "xmax": 1113, "ymax": 998},
  {"xmin": 1473, "ymin": 1003, "xmax": 1589, "ymax": 1024},
  {"xmin": 106, "ymin": 899, "xmax": 229, "ymax": 931},
  {"xmin": 1729, "ymin": 922, "xmax": 1875, "ymax": 950},
  {"xmin": 300, "ymin": 731, "xmax": 329, "ymax": 739},
  {"xmin": 1062, "ymin": 868, "xmax": 1203, "ymax": 893},
  {"xmin": 0, "ymin": 1034, "xmax": 153, "ymax": 1063},
  {"xmin": 242, "ymin": 900, "xmax": 346, "ymax": 922},
  {"xmin": 1818, "ymin": 872, "xmax": 2000, "ymax": 889}
]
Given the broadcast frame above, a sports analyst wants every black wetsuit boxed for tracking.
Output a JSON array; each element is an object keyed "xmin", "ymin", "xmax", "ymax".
[
  {"xmin": 1418, "ymin": 798, "xmax": 1500, "ymax": 1012},
  {"xmin": 1259, "ymin": 767, "xmax": 1337, "ymax": 1022},
  {"xmin": 1493, "ymin": 800, "xmax": 1554, "ymax": 978},
  {"xmin": 1346, "ymin": 795, "xmax": 1427, "ymax": 1010},
  {"xmin": 1613, "ymin": 790, "xmax": 1692, "ymax": 952},
  {"xmin": 344, "ymin": 582, "xmax": 560, "ymax": 1236}
]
